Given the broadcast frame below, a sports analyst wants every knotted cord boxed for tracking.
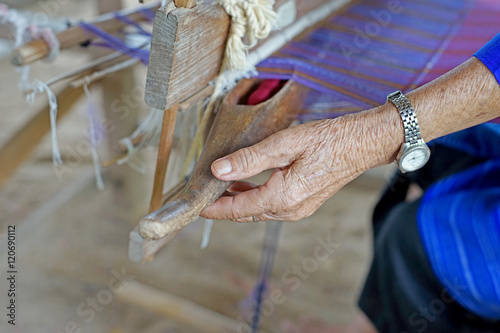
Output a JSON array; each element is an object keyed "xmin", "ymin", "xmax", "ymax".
[{"xmin": 26, "ymin": 80, "xmax": 62, "ymax": 165}]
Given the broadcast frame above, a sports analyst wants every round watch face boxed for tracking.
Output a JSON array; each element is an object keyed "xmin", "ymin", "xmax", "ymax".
[{"xmin": 400, "ymin": 147, "xmax": 430, "ymax": 172}]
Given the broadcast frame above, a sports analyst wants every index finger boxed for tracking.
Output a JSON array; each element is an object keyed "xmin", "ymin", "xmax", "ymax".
[{"xmin": 201, "ymin": 170, "xmax": 285, "ymax": 221}]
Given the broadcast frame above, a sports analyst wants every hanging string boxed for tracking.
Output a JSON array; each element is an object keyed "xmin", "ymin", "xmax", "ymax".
[
  {"xmin": 17, "ymin": 66, "xmax": 31, "ymax": 92},
  {"xmin": 83, "ymin": 79, "xmax": 105, "ymax": 190},
  {"xmin": 2, "ymin": 4, "xmax": 64, "ymax": 166},
  {"xmin": 200, "ymin": 219, "xmax": 214, "ymax": 249},
  {"xmin": 249, "ymin": 221, "xmax": 283, "ymax": 332},
  {"xmin": 24, "ymin": 27, "xmax": 61, "ymax": 166},
  {"xmin": 26, "ymin": 80, "xmax": 62, "ymax": 165},
  {"xmin": 80, "ymin": 22, "xmax": 150, "ymax": 64},
  {"xmin": 118, "ymin": 108, "xmax": 164, "ymax": 173}
]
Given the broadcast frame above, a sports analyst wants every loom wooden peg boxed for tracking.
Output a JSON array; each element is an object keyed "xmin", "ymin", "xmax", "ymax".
[
  {"xmin": 129, "ymin": 179, "xmax": 188, "ymax": 262},
  {"xmin": 149, "ymin": 104, "xmax": 179, "ymax": 212},
  {"xmin": 174, "ymin": 0, "xmax": 196, "ymax": 9},
  {"xmin": 139, "ymin": 78, "xmax": 308, "ymax": 240}
]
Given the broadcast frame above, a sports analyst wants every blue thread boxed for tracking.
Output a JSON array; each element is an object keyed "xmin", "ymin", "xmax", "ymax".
[
  {"xmin": 114, "ymin": 12, "xmax": 152, "ymax": 37},
  {"xmin": 250, "ymin": 221, "xmax": 282, "ymax": 332},
  {"xmin": 80, "ymin": 22, "xmax": 150, "ymax": 64}
]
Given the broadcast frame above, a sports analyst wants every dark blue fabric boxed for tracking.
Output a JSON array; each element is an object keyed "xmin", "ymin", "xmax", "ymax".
[
  {"xmin": 418, "ymin": 123, "xmax": 500, "ymax": 319},
  {"xmin": 474, "ymin": 33, "xmax": 500, "ymax": 85}
]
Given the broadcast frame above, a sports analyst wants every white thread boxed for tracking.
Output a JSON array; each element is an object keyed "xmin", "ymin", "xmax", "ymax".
[
  {"xmin": 26, "ymin": 80, "xmax": 62, "ymax": 165},
  {"xmin": 73, "ymin": 57, "xmax": 139, "ymax": 88},
  {"xmin": 118, "ymin": 137, "xmax": 137, "ymax": 161},
  {"xmin": 83, "ymin": 80, "xmax": 105, "ymax": 190},
  {"xmin": 117, "ymin": 137, "xmax": 147, "ymax": 174},
  {"xmin": 118, "ymin": 108, "xmax": 164, "ymax": 173},
  {"xmin": 2, "ymin": 6, "xmax": 61, "ymax": 163},
  {"xmin": 200, "ymin": 219, "xmax": 214, "ymax": 249},
  {"xmin": 17, "ymin": 65, "xmax": 31, "ymax": 92},
  {"xmin": 117, "ymin": 137, "xmax": 146, "ymax": 174}
]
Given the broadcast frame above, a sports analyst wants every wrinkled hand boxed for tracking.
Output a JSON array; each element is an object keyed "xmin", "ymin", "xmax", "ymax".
[{"xmin": 201, "ymin": 106, "xmax": 401, "ymax": 222}]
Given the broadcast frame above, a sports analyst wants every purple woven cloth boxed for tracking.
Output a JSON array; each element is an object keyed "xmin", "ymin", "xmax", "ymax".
[{"xmin": 256, "ymin": 0, "xmax": 500, "ymax": 122}]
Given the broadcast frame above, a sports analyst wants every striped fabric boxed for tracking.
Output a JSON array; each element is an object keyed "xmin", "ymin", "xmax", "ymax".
[{"xmin": 256, "ymin": 0, "xmax": 500, "ymax": 121}]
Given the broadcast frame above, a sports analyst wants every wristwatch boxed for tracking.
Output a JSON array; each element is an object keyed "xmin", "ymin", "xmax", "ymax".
[{"xmin": 387, "ymin": 91, "xmax": 430, "ymax": 173}]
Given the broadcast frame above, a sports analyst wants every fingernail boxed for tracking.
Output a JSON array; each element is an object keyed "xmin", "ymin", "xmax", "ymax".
[{"xmin": 213, "ymin": 159, "xmax": 232, "ymax": 176}]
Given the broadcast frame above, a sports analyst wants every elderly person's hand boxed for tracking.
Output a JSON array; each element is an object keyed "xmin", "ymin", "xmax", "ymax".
[
  {"xmin": 201, "ymin": 106, "xmax": 402, "ymax": 222},
  {"xmin": 201, "ymin": 58, "xmax": 500, "ymax": 223}
]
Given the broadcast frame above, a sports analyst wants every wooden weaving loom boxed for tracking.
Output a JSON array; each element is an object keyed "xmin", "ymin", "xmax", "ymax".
[
  {"xmin": 4, "ymin": 0, "xmax": 499, "ymax": 330},
  {"xmin": 8, "ymin": 0, "xmax": 496, "ymax": 265},
  {"xmin": 130, "ymin": 0, "xmax": 500, "ymax": 262},
  {"xmin": 130, "ymin": 0, "xmax": 352, "ymax": 262}
]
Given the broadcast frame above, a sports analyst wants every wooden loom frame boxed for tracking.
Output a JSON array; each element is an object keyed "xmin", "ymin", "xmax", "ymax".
[
  {"xmin": 0, "ymin": 0, "xmax": 352, "ymax": 331},
  {"xmin": 4, "ymin": 0, "xmax": 352, "ymax": 262},
  {"xmin": 131, "ymin": 0, "xmax": 352, "ymax": 263}
]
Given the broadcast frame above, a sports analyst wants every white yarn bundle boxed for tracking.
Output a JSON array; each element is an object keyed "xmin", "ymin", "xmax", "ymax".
[{"xmin": 217, "ymin": 0, "xmax": 277, "ymax": 72}]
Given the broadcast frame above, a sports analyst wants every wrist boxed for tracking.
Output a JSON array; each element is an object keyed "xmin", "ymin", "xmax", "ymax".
[{"xmin": 354, "ymin": 103, "xmax": 405, "ymax": 169}]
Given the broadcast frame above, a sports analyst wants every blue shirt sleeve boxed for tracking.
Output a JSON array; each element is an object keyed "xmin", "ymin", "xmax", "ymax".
[{"xmin": 474, "ymin": 33, "xmax": 500, "ymax": 85}]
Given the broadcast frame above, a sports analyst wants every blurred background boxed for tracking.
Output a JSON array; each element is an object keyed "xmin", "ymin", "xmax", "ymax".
[{"xmin": 0, "ymin": 0, "xmax": 393, "ymax": 332}]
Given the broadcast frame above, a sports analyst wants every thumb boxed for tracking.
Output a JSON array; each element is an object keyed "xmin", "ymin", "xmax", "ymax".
[{"xmin": 211, "ymin": 133, "xmax": 296, "ymax": 181}]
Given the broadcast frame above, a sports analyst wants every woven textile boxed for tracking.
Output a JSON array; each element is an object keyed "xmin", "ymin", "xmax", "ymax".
[{"xmin": 256, "ymin": 0, "xmax": 500, "ymax": 121}]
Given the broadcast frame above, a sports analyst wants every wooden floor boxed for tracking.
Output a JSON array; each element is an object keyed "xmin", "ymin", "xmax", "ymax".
[
  {"xmin": 0, "ymin": 1, "xmax": 396, "ymax": 332},
  {"xmin": 0, "ymin": 159, "xmax": 392, "ymax": 333}
]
